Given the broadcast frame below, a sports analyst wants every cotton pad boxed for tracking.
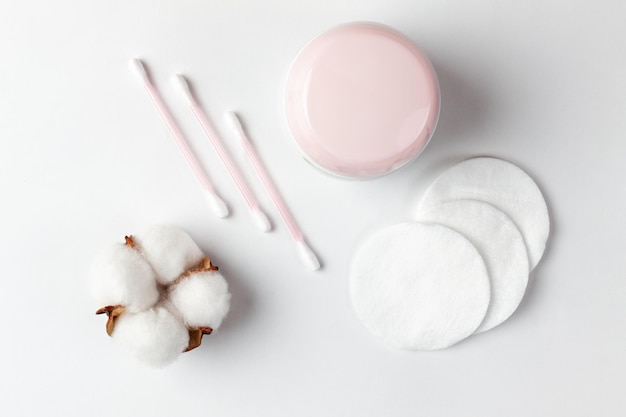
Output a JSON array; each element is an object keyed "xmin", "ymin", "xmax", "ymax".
[
  {"xmin": 168, "ymin": 270, "xmax": 231, "ymax": 330},
  {"xmin": 416, "ymin": 157, "xmax": 549, "ymax": 269},
  {"xmin": 350, "ymin": 222, "xmax": 490, "ymax": 350},
  {"xmin": 133, "ymin": 224, "xmax": 205, "ymax": 284},
  {"xmin": 418, "ymin": 200, "xmax": 529, "ymax": 333},
  {"xmin": 90, "ymin": 242, "xmax": 159, "ymax": 312},
  {"xmin": 111, "ymin": 307, "xmax": 190, "ymax": 368}
]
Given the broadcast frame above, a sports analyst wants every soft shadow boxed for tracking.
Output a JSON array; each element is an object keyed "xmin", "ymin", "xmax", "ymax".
[
  {"xmin": 513, "ymin": 176, "xmax": 557, "ymax": 316},
  {"xmin": 426, "ymin": 60, "xmax": 491, "ymax": 151},
  {"xmin": 220, "ymin": 261, "xmax": 255, "ymax": 333},
  {"xmin": 399, "ymin": 60, "xmax": 493, "ymax": 211}
]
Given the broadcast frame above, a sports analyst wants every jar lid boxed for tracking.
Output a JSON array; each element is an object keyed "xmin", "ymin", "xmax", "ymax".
[{"xmin": 284, "ymin": 22, "xmax": 440, "ymax": 179}]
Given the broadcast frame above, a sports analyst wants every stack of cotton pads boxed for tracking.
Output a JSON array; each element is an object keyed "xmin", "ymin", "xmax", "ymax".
[
  {"xmin": 91, "ymin": 225, "xmax": 231, "ymax": 367},
  {"xmin": 350, "ymin": 157, "xmax": 550, "ymax": 350}
]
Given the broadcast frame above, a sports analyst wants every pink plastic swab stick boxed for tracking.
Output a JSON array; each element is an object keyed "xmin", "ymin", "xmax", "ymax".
[
  {"xmin": 129, "ymin": 59, "xmax": 228, "ymax": 218},
  {"xmin": 174, "ymin": 75, "xmax": 270, "ymax": 232},
  {"xmin": 225, "ymin": 111, "xmax": 321, "ymax": 271}
]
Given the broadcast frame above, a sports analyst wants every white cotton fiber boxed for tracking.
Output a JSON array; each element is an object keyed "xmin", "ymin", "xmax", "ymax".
[
  {"xmin": 111, "ymin": 307, "xmax": 190, "ymax": 368},
  {"xmin": 350, "ymin": 222, "xmax": 490, "ymax": 350},
  {"xmin": 133, "ymin": 224, "xmax": 205, "ymax": 284},
  {"xmin": 416, "ymin": 157, "xmax": 550, "ymax": 270},
  {"xmin": 419, "ymin": 200, "xmax": 530, "ymax": 333},
  {"xmin": 168, "ymin": 270, "xmax": 231, "ymax": 330},
  {"xmin": 90, "ymin": 243, "xmax": 159, "ymax": 312}
]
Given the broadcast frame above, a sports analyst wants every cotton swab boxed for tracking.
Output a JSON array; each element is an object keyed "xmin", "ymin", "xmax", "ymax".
[
  {"xmin": 173, "ymin": 75, "xmax": 270, "ymax": 232},
  {"xmin": 129, "ymin": 59, "xmax": 228, "ymax": 218},
  {"xmin": 225, "ymin": 112, "xmax": 321, "ymax": 271}
]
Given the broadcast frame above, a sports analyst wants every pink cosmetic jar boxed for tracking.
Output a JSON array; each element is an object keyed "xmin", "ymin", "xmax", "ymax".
[{"xmin": 284, "ymin": 22, "xmax": 440, "ymax": 179}]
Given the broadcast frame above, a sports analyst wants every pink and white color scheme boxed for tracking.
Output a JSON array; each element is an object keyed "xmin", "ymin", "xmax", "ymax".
[
  {"xmin": 284, "ymin": 22, "xmax": 440, "ymax": 179},
  {"xmin": 174, "ymin": 74, "xmax": 270, "ymax": 232},
  {"xmin": 130, "ymin": 59, "xmax": 229, "ymax": 218},
  {"xmin": 226, "ymin": 112, "xmax": 321, "ymax": 271}
]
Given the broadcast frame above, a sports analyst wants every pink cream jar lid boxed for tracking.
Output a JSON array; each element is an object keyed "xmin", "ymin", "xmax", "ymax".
[{"xmin": 284, "ymin": 22, "xmax": 440, "ymax": 179}]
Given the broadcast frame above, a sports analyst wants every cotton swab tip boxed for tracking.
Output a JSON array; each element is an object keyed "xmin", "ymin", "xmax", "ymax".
[
  {"xmin": 204, "ymin": 191, "xmax": 229, "ymax": 218},
  {"xmin": 173, "ymin": 74, "xmax": 194, "ymax": 104},
  {"xmin": 296, "ymin": 240, "xmax": 321, "ymax": 271},
  {"xmin": 225, "ymin": 111, "xmax": 246, "ymax": 137},
  {"xmin": 130, "ymin": 58, "xmax": 150, "ymax": 84},
  {"xmin": 251, "ymin": 207, "xmax": 271, "ymax": 233}
]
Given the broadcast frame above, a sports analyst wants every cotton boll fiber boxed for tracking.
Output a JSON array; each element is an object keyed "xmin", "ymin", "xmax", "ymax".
[
  {"xmin": 91, "ymin": 242, "xmax": 159, "ymax": 312},
  {"xmin": 168, "ymin": 270, "xmax": 231, "ymax": 330},
  {"xmin": 111, "ymin": 307, "xmax": 190, "ymax": 367},
  {"xmin": 133, "ymin": 224, "xmax": 205, "ymax": 285}
]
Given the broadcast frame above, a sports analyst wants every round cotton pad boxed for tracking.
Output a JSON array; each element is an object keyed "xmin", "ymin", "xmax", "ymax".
[
  {"xmin": 418, "ymin": 200, "xmax": 529, "ymax": 333},
  {"xmin": 350, "ymin": 222, "xmax": 490, "ymax": 350},
  {"xmin": 416, "ymin": 157, "xmax": 549, "ymax": 269}
]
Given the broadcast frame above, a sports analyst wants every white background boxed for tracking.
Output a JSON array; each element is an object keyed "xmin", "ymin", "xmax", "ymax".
[{"xmin": 1, "ymin": 1, "xmax": 625, "ymax": 416}]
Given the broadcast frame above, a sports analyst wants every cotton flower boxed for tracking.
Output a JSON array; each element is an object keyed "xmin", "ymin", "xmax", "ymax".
[{"xmin": 92, "ymin": 225, "xmax": 232, "ymax": 367}]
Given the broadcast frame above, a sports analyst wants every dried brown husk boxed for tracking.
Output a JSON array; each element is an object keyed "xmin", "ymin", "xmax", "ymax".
[
  {"xmin": 95, "ymin": 305, "xmax": 126, "ymax": 336},
  {"xmin": 185, "ymin": 327, "xmax": 214, "ymax": 352}
]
